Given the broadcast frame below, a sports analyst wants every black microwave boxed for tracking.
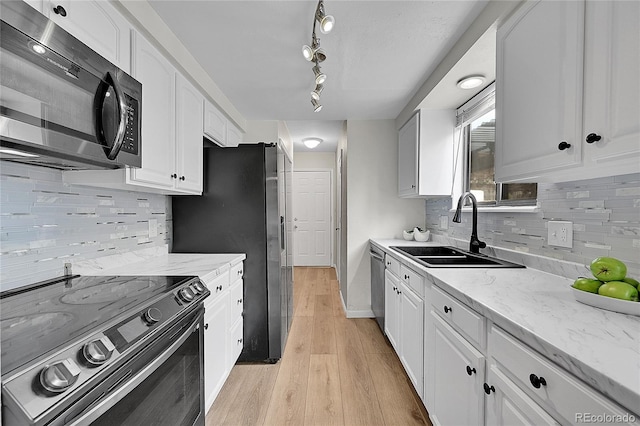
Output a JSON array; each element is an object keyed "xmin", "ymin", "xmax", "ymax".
[{"xmin": 0, "ymin": 1, "xmax": 142, "ymax": 170}]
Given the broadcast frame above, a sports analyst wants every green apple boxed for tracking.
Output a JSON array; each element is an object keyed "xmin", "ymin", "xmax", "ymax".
[
  {"xmin": 572, "ymin": 277, "xmax": 603, "ymax": 293},
  {"xmin": 622, "ymin": 277, "xmax": 640, "ymax": 289},
  {"xmin": 590, "ymin": 257, "xmax": 627, "ymax": 282},
  {"xmin": 597, "ymin": 281, "xmax": 639, "ymax": 302}
]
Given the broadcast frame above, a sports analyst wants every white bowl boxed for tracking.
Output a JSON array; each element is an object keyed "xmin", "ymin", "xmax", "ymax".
[
  {"xmin": 414, "ymin": 229, "xmax": 430, "ymax": 242},
  {"xmin": 570, "ymin": 286, "xmax": 640, "ymax": 316},
  {"xmin": 402, "ymin": 230, "xmax": 414, "ymax": 240}
]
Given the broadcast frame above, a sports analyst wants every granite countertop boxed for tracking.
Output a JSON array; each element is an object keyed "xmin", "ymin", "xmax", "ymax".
[
  {"xmin": 73, "ymin": 246, "xmax": 246, "ymax": 285},
  {"xmin": 370, "ymin": 238, "xmax": 640, "ymax": 416}
]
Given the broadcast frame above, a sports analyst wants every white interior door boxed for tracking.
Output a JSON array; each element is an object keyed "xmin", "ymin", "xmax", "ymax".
[{"xmin": 293, "ymin": 170, "xmax": 332, "ymax": 266}]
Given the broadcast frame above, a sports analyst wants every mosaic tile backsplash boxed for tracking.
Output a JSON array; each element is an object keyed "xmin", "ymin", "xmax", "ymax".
[
  {"xmin": 426, "ymin": 173, "xmax": 640, "ymax": 278},
  {"xmin": 0, "ymin": 162, "xmax": 171, "ymax": 291}
]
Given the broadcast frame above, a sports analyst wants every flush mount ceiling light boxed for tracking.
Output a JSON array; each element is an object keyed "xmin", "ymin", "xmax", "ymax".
[
  {"xmin": 302, "ymin": 0, "xmax": 335, "ymax": 112},
  {"xmin": 456, "ymin": 75, "xmax": 486, "ymax": 90},
  {"xmin": 303, "ymin": 137, "xmax": 323, "ymax": 149}
]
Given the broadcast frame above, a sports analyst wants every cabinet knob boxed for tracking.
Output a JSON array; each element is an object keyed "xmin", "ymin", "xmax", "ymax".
[
  {"xmin": 444, "ymin": 305, "xmax": 452, "ymax": 314},
  {"xmin": 411, "ymin": 184, "xmax": 416, "ymax": 189},
  {"xmin": 53, "ymin": 5, "xmax": 67, "ymax": 16},
  {"xmin": 466, "ymin": 365, "xmax": 476, "ymax": 376},
  {"xmin": 483, "ymin": 383, "xmax": 495, "ymax": 395},
  {"xmin": 179, "ymin": 176, "xmax": 185, "ymax": 181},
  {"xmin": 204, "ymin": 323, "xmax": 209, "ymax": 330},
  {"xmin": 558, "ymin": 141, "xmax": 571, "ymax": 151},
  {"xmin": 171, "ymin": 173, "xmax": 177, "ymax": 179},
  {"xmin": 216, "ymin": 285, "xmax": 223, "ymax": 291},
  {"xmin": 585, "ymin": 133, "xmax": 601, "ymax": 144},
  {"xmin": 529, "ymin": 373, "xmax": 547, "ymax": 389}
]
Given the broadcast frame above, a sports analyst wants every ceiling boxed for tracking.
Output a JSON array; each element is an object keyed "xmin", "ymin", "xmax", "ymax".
[{"xmin": 148, "ymin": 0, "xmax": 491, "ymax": 152}]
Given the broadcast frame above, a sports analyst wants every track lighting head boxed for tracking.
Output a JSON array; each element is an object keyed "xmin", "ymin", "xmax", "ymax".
[
  {"xmin": 312, "ymin": 65, "xmax": 326, "ymax": 85},
  {"xmin": 302, "ymin": 44, "xmax": 314, "ymax": 61},
  {"xmin": 301, "ymin": 45, "xmax": 326, "ymax": 62},
  {"xmin": 316, "ymin": 1, "xmax": 335, "ymax": 34},
  {"xmin": 310, "ymin": 99, "xmax": 322, "ymax": 112},
  {"xmin": 311, "ymin": 84, "xmax": 324, "ymax": 101}
]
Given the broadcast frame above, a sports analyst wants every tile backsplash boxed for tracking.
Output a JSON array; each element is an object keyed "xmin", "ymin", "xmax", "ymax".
[
  {"xmin": 0, "ymin": 162, "xmax": 171, "ymax": 291},
  {"xmin": 426, "ymin": 173, "xmax": 640, "ymax": 277}
]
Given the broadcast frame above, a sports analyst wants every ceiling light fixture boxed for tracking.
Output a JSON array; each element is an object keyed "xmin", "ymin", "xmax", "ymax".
[
  {"xmin": 303, "ymin": 137, "xmax": 323, "ymax": 149},
  {"xmin": 311, "ymin": 83, "xmax": 324, "ymax": 101},
  {"xmin": 302, "ymin": 0, "xmax": 335, "ymax": 112},
  {"xmin": 456, "ymin": 75, "xmax": 486, "ymax": 90}
]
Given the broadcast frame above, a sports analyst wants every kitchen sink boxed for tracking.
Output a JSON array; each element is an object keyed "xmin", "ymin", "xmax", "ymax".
[{"xmin": 390, "ymin": 246, "xmax": 524, "ymax": 269}]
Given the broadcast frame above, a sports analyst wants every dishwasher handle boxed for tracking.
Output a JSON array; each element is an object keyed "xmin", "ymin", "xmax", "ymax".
[{"xmin": 369, "ymin": 251, "xmax": 384, "ymax": 262}]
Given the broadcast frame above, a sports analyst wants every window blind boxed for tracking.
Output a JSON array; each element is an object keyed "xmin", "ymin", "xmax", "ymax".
[{"xmin": 455, "ymin": 82, "xmax": 495, "ymax": 128}]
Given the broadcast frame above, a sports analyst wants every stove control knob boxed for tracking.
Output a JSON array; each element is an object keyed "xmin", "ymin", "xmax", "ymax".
[
  {"xmin": 178, "ymin": 288, "xmax": 195, "ymax": 303},
  {"xmin": 192, "ymin": 281, "xmax": 206, "ymax": 295},
  {"xmin": 40, "ymin": 358, "xmax": 81, "ymax": 393},
  {"xmin": 82, "ymin": 336, "xmax": 116, "ymax": 366},
  {"xmin": 143, "ymin": 307, "xmax": 162, "ymax": 325}
]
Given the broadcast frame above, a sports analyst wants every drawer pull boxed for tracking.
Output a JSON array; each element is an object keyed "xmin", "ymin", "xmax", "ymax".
[
  {"xmin": 204, "ymin": 323, "xmax": 209, "ymax": 330},
  {"xmin": 483, "ymin": 383, "xmax": 495, "ymax": 395},
  {"xmin": 216, "ymin": 285, "xmax": 223, "ymax": 291},
  {"xmin": 529, "ymin": 374, "xmax": 547, "ymax": 389},
  {"xmin": 444, "ymin": 305, "xmax": 452, "ymax": 313},
  {"xmin": 466, "ymin": 366, "xmax": 476, "ymax": 376}
]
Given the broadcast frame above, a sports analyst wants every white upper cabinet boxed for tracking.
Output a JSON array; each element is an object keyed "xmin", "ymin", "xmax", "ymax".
[
  {"xmin": 581, "ymin": 1, "xmax": 640, "ymax": 177},
  {"xmin": 204, "ymin": 99, "xmax": 243, "ymax": 147},
  {"xmin": 398, "ymin": 109, "xmax": 454, "ymax": 198},
  {"xmin": 175, "ymin": 73, "xmax": 204, "ymax": 193},
  {"xmin": 45, "ymin": 0, "xmax": 131, "ymax": 72},
  {"xmin": 129, "ymin": 31, "xmax": 176, "ymax": 190},
  {"xmin": 496, "ymin": 0, "xmax": 640, "ymax": 183}
]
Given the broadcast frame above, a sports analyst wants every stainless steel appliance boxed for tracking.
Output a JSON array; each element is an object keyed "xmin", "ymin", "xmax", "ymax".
[
  {"xmin": 370, "ymin": 244, "xmax": 385, "ymax": 332},
  {"xmin": 0, "ymin": 1, "xmax": 142, "ymax": 170},
  {"xmin": 0, "ymin": 274, "xmax": 208, "ymax": 426},
  {"xmin": 172, "ymin": 142, "xmax": 294, "ymax": 362}
]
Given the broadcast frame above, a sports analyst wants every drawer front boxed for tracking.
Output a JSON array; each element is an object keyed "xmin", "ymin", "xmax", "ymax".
[
  {"xmin": 230, "ymin": 278, "xmax": 244, "ymax": 321},
  {"xmin": 204, "ymin": 270, "xmax": 229, "ymax": 307},
  {"xmin": 385, "ymin": 254, "xmax": 400, "ymax": 277},
  {"xmin": 400, "ymin": 264, "xmax": 424, "ymax": 297},
  {"xmin": 489, "ymin": 325, "xmax": 637, "ymax": 425},
  {"xmin": 230, "ymin": 317, "xmax": 244, "ymax": 362},
  {"xmin": 230, "ymin": 261, "xmax": 244, "ymax": 282},
  {"xmin": 432, "ymin": 285, "xmax": 485, "ymax": 349}
]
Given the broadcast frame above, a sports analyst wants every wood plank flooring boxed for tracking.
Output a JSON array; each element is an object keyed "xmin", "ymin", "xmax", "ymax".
[{"xmin": 206, "ymin": 267, "xmax": 431, "ymax": 426}]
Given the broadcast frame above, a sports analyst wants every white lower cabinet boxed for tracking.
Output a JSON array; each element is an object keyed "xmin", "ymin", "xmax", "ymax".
[
  {"xmin": 384, "ymin": 259, "xmax": 425, "ymax": 398},
  {"xmin": 204, "ymin": 281, "xmax": 229, "ymax": 413},
  {"xmin": 429, "ymin": 311, "xmax": 485, "ymax": 426},
  {"xmin": 203, "ymin": 261, "xmax": 244, "ymax": 413},
  {"xmin": 485, "ymin": 365, "xmax": 559, "ymax": 426}
]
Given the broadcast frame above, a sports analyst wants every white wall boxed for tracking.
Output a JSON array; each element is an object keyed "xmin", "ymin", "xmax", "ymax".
[
  {"xmin": 294, "ymin": 152, "xmax": 337, "ymax": 267},
  {"xmin": 346, "ymin": 120, "xmax": 425, "ymax": 316}
]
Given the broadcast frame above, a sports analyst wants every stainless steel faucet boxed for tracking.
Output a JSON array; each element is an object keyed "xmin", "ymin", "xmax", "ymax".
[{"xmin": 452, "ymin": 192, "xmax": 486, "ymax": 254}]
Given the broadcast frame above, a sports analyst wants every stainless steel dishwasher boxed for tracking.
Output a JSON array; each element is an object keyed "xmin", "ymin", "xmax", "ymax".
[{"xmin": 369, "ymin": 245, "xmax": 385, "ymax": 332}]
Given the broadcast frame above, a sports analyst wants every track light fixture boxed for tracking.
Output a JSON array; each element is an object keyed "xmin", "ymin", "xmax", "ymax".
[{"xmin": 302, "ymin": 0, "xmax": 335, "ymax": 112}]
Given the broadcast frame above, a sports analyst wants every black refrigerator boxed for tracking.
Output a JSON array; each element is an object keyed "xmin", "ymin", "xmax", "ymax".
[{"xmin": 172, "ymin": 142, "xmax": 294, "ymax": 362}]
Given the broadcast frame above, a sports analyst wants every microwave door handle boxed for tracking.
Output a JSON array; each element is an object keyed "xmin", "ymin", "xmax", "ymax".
[{"xmin": 95, "ymin": 71, "xmax": 127, "ymax": 160}]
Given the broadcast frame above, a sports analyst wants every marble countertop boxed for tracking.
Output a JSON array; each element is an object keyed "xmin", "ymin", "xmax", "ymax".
[
  {"xmin": 73, "ymin": 246, "xmax": 245, "ymax": 285},
  {"xmin": 371, "ymin": 238, "xmax": 640, "ymax": 416}
]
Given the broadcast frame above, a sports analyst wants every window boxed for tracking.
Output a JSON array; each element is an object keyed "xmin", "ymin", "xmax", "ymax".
[{"xmin": 457, "ymin": 85, "xmax": 537, "ymax": 206}]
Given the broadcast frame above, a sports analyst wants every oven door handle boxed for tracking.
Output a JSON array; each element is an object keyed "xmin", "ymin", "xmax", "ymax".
[
  {"xmin": 95, "ymin": 71, "xmax": 127, "ymax": 160},
  {"xmin": 67, "ymin": 310, "xmax": 203, "ymax": 425}
]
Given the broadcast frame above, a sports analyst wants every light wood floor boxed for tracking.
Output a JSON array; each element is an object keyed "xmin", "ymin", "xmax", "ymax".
[{"xmin": 206, "ymin": 267, "xmax": 431, "ymax": 426}]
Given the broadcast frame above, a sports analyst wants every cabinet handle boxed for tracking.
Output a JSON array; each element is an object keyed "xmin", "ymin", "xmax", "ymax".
[
  {"xmin": 411, "ymin": 184, "xmax": 416, "ymax": 189},
  {"xmin": 483, "ymin": 383, "xmax": 495, "ymax": 395},
  {"xmin": 53, "ymin": 5, "xmax": 67, "ymax": 16},
  {"xmin": 204, "ymin": 323, "xmax": 209, "ymax": 330},
  {"xmin": 444, "ymin": 305, "xmax": 452, "ymax": 313},
  {"xmin": 216, "ymin": 285, "xmax": 223, "ymax": 291},
  {"xmin": 179, "ymin": 176, "xmax": 185, "ymax": 181},
  {"xmin": 529, "ymin": 373, "xmax": 547, "ymax": 389},
  {"xmin": 466, "ymin": 366, "xmax": 476, "ymax": 376},
  {"xmin": 396, "ymin": 289, "xmax": 401, "ymax": 295},
  {"xmin": 558, "ymin": 141, "xmax": 571, "ymax": 151},
  {"xmin": 585, "ymin": 133, "xmax": 601, "ymax": 144},
  {"xmin": 171, "ymin": 173, "xmax": 177, "ymax": 179}
]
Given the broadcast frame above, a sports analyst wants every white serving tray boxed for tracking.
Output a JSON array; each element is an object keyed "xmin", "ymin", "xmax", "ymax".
[{"xmin": 571, "ymin": 286, "xmax": 640, "ymax": 316}]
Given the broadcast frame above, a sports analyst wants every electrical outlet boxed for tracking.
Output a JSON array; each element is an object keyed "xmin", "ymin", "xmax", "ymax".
[
  {"xmin": 440, "ymin": 215, "xmax": 449, "ymax": 230},
  {"xmin": 148, "ymin": 219, "xmax": 158, "ymax": 238},
  {"xmin": 548, "ymin": 220, "xmax": 573, "ymax": 248}
]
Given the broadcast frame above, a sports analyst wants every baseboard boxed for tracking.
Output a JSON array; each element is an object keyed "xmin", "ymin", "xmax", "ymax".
[{"xmin": 345, "ymin": 309, "xmax": 375, "ymax": 319}]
